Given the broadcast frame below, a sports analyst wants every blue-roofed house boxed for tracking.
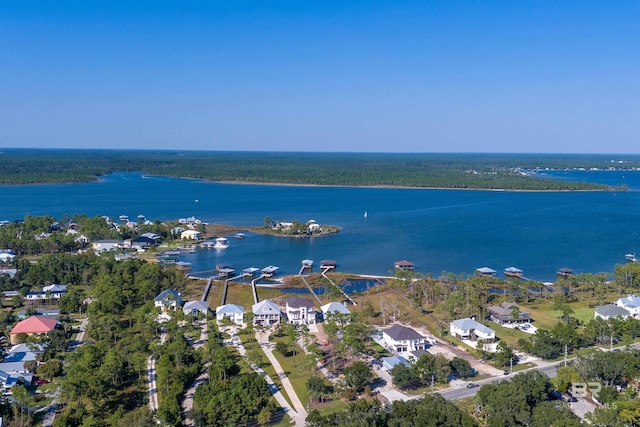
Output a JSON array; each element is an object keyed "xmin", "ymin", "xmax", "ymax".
[
  {"xmin": 450, "ymin": 318, "xmax": 496, "ymax": 343},
  {"xmin": 216, "ymin": 304, "xmax": 245, "ymax": 325},
  {"xmin": 615, "ymin": 295, "xmax": 640, "ymax": 317},
  {"xmin": 182, "ymin": 301, "xmax": 210, "ymax": 317},
  {"xmin": 381, "ymin": 356, "xmax": 409, "ymax": 371}
]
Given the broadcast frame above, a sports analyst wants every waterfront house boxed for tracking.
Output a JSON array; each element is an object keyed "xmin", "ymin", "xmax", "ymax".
[
  {"xmin": 252, "ymin": 300, "xmax": 281, "ymax": 326},
  {"xmin": 320, "ymin": 302, "xmax": 351, "ymax": 322},
  {"xmin": 476, "ymin": 267, "xmax": 497, "ymax": 277},
  {"xmin": 285, "ymin": 297, "xmax": 317, "ymax": 325},
  {"xmin": 394, "ymin": 260, "xmax": 415, "ymax": 271},
  {"xmin": 450, "ymin": 318, "xmax": 495, "ymax": 343},
  {"xmin": 382, "ymin": 324, "xmax": 428, "ymax": 353},
  {"xmin": 183, "ymin": 300, "xmax": 209, "ymax": 317},
  {"xmin": 10, "ymin": 316, "xmax": 58, "ymax": 344},
  {"xmin": 615, "ymin": 295, "xmax": 640, "ymax": 317},
  {"xmin": 595, "ymin": 304, "xmax": 630, "ymax": 320},
  {"xmin": 181, "ymin": 229, "xmax": 201, "ymax": 240},
  {"xmin": 307, "ymin": 222, "xmax": 321, "ymax": 233},
  {"xmin": 154, "ymin": 289, "xmax": 182, "ymax": 312},
  {"xmin": 216, "ymin": 304, "xmax": 245, "ymax": 325},
  {"xmin": 487, "ymin": 302, "xmax": 530, "ymax": 325}
]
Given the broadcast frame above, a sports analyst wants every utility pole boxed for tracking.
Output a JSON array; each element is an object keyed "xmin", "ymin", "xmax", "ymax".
[
  {"xmin": 611, "ymin": 335, "xmax": 613, "ymax": 351},
  {"xmin": 564, "ymin": 344, "xmax": 568, "ymax": 367},
  {"xmin": 510, "ymin": 357, "xmax": 513, "ymax": 375},
  {"xmin": 431, "ymin": 372, "xmax": 436, "ymax": 393}
]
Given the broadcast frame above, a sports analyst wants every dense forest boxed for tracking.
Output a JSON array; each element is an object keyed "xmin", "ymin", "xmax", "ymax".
[{"xmin": 0, "ymin": 149, "xmax": 635, "ymax": 190}]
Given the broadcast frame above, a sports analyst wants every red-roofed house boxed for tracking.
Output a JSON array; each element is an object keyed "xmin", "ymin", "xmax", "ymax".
[{"xmin": 10, "ymin": 316, "xmax": 58, "ymax": 344}]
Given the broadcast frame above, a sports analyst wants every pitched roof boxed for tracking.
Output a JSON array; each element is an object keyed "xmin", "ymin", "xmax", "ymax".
[
  {"xmin": 183, "ymin": 301, "xmax": 209, "ymax": 312},
  {"xmin": 155, "ymin": 289, "xmax": 181, "ymax": 303},
  {"xmin": 252, "ymin": 300, "xmax": 281, "ymax": 315},
  {"xmin": 596, "ymin": 304, "xmax": 630, "ymax": 318},
  {"xmin": 216, "ymin": 304, "xmax": 244, "ymax": 314},
  {"xmin": 617, "ymin": 295, "xmax": 640, "ymax": 309},
  {"xmin": 476, "ymin": 267, "xmax": 496, "ymax": 274},
  {"xmin": 10, "ymin": 316, "xmax": 58, "ymax": 335},
  {"xmin": 450, "ymin": 318, "xmax": 495, "ymax": 335},
  {"xmin": 321, "ymin": 302, "xmax": 351, "ymax": 315},
  {"xmin": 286, "ymin": 297, "xmax": 315, "ymax": 309},
  {"xmin": 383, "ymin": 324, "xmax": 424, "ymax": 341}
]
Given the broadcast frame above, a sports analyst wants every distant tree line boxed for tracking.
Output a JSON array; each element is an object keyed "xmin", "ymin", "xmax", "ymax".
[{"xmin": 0, "ymin": 149, "xmax": 629, "ymax": 190}]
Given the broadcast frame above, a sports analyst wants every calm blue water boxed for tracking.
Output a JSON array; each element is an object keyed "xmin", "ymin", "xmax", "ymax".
[{"xmin": 2, "ymin": 171, "xmax": 640, "ymax": 282}]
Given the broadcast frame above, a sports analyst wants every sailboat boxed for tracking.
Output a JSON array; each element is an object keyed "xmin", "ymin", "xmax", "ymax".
[{"xmin": 364, "ymin": 211, "xmax": 368, "ymax": 219}]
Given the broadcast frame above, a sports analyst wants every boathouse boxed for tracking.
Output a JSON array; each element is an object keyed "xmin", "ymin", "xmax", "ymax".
[
  {"xmin": 476, "ymin": 267, "xmax": 497, "ymax": 277},
  {"xmin": 556, "ymin": 267, "xmax": 575, "ymax": 278},
  {"xmin": 320, "ymin": 260, "xmax": 337, "ymax": 270},
  {"xmin": 261, "ymin": 266, "xmax": 279, "ymax": 278},
  {"xmin": 394, "ymin": 260, "xmax": 415, "ymax": 271}
]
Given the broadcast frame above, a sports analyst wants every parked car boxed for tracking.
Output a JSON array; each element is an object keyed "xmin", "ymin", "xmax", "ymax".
[
  {"xmin": 466, "ymin": 382, "xmax": 479, "ymax": 388},
  {"xmin": 503, "ymin": 370, "xmax": 510, "ymax": 375},
  {"xmin": 35, "ymin": 379, "xmax": 50, "ymax": 385}
]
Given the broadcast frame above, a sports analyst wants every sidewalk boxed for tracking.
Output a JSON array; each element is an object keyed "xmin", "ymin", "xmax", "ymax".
[
  {"xmin": 258, "ymin": 329, "xmax": 308, "ymax": 425},
  {"xmin": 229, "ymin": 330, "xmax": 301, "ymax": 425}
]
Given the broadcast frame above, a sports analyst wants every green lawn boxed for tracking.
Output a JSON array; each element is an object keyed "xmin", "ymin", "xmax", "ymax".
[{"xmin": 269, "ymin": 334, "xmax": 348, "ymax": 416}]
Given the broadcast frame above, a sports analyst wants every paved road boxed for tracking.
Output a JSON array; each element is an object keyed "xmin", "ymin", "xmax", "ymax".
[
  {"xmin": 182, "ymin": 321, "xmax": 209, "ymax": 426},
  {"xmin": 42, "ymin": 316, "xmax": 90, "ymax": 427},
  {"xmin": 148, "ymin": 330, "xmax": 167, "ymax": 413},
  {"xmin": 228, "ymin": 328, "xmax": 301, "ymax": 424}
]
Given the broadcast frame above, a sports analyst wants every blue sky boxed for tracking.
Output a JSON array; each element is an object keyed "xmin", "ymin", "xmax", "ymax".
[{"xmin": 1, "ymin": 1, "xmax": 639, "ymax": 153}]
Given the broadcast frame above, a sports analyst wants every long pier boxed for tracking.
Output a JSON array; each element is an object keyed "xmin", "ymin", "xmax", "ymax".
[
  {"xmin": 251, "ymin": 275, "xmax": 267, "ymax": 305},
  {"xmin": 321, "ymin": 268, "xmax": 357, "ymax": 306},
  {"xmin": 220, "ymin": 274, "xmax": 250, "ymax": 306},
  {"xmin": 298, "ymin": 265, "xmax": 323, "ymax": 306}
]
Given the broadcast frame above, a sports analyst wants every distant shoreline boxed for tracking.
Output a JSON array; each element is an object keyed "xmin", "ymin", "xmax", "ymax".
[{"xmin": 214, "ymin": 180, "xmax": 610, "ymax": 193}]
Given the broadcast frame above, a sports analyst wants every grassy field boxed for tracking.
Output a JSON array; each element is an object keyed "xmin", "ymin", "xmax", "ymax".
[{"xmin": 267, "ymin": 332, "xmax": 357, "ymax": 417}]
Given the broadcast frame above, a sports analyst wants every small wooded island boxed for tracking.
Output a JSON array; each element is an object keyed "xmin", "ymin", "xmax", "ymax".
[{"xmin": 204, "ymin": 218, "xmax": 340, "ymax": 238}]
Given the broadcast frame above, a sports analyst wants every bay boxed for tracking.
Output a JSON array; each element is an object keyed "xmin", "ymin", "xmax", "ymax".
[{"xmin": 1, "ymin": 171, "xmax": 640, "ymax": 282}]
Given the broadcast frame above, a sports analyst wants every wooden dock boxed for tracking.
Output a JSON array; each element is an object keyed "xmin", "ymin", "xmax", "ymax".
[
  {"xmin": 298, "ymin": 265, "xmax": 323, "ymax": 306},
  {"xmin": 321, "ymin": 268, "xmax": 357, "ymax": 306}
]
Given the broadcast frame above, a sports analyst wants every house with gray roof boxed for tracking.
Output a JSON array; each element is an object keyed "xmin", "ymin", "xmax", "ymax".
[
  {"xmin": 252, "ymin": 300, "xmax": 281, "ymax": 326},
  {"xmin": 382, "ymin": 324, "xmax": 428, "ymax": 353},
  {"xmin": 320, "ymin": 301, "xmax": 351, "ymax": 320},
  {"xmin": 595, "ymin": 304, "xmax": 630, "ymax": 320},
  {"xmin": 285, "ymin": 297, "xmax": 317, "ymax": 325},
  {"xmin": 450, "ymin": 318, "xmax": 495, "ymax": 342},
  {"xmin": 487, "ymin": 302, "xmax": 531, "ymax": 325}
]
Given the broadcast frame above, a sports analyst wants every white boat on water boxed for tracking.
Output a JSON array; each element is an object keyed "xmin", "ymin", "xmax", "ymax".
[
  {"xmin": 626, "ymin": 253, "xmax": 637, "ymax": 262},
  {"xmin": 214, "ymin": 237, "xmax": 229, "ymax": 249}
]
